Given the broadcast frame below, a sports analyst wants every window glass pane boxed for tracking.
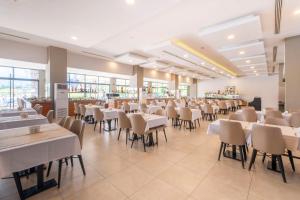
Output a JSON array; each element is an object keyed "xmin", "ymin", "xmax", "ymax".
[
  {"xmin": 0, "ymin": 66, "xmax": 13, "ymax": 78},
  {"xmin": 86, "ymin": 75, "xmax": 98, "ymax": 83},
  {"xmin": 14, "ymin": 68, "xmax": 39, "ymax": 79},
  {"xmin": 69, "ymin": 73, "xmax": 85, "ymax": 82},
  {"xmin": 0, "ymin": 79, "xmax": 11, "ymax": 109},
  {"xmin": 99, "ymin": 77, "xmax": 110, "ymax": 84},
  {"xmin": 13, "ymin": 80, "xmax": 38, "ymax": 107}
]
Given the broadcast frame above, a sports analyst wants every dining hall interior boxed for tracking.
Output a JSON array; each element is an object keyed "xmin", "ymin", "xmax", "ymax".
[{"xmin": 1, "ymin": 0, "xmax": 300, "ymax": 199}]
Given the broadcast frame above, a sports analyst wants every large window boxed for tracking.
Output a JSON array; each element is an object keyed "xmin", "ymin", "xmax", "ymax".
[
  {"xmin": 179, "ymin": 84, "xmax": 189, "ymax": 97},
  {"xmin": 0, "ymin": 66, "xmax": 39, "ymax": 109},
  {"xmin": 116, "ymin": 79, "xmax": 130, "ymax": 98},
  {"xmin": 143, "ymin": 80, "xmax": 168, "ymax": 97},
  {"xmin": 67, "ymin": 73, "xmax": 110, "ymax": 99}
]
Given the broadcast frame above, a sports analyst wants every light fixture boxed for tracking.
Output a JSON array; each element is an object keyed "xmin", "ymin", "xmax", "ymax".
[
  {"xmin": 294, "ymin": 9, "xmax": 300, "ymax": 15},
  {"xmin": 246, "ymin": 60, "xmax": 251, "ymax": 64},
  {"xmin": 183, "ymin": 54, "xmax": 189, "ymax": 58},
  {"xmin": 256, "ymin": 73, "xmax": 259, "ymax": 76},
  {"xmin": 220, "ymin": 71, "xmax": 224, "ymax": 74},
  {"xmin": 201, "ymin": 62, "xmax": 205, "ymax": 65},
  {"xmin": 239, "ymin": 51, "xmax": 245, "ymax": 55},
  {"xmin": 172, "ymin": 39, "xmax": 237, "ymax": 76},
  {"xmin": 212, "ymin": 67, "xmax": 216, "ymax": 70},
  {"xmin": 253, "ymin": 70, "xmax": 257, "ymax": 73},
  {"xmin": 125, "ymin": 0, "xmax": 135, "ymax": 5},
  {"xmin": 250, "ymin": 66, "xmax": 255, "ymax": 69},
  {"xmin": 128, "ymin": 59, "xmax": 133, "ymax": 63},
  {"xmin": 71, "ymin": 36, "xmax": 78, "ymax": 40},
  {"xmin": 227, "ymin": 34, "xmax": 235, "ymax": 40}
]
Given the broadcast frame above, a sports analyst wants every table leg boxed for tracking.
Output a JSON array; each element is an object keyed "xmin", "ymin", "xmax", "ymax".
[
  {"xmin": 13, "ymin": 165, "xmax": 57, "ymax": 200},
  {"xmin": 145, "ymin": 133, "xmax": 155, "ymax": 146}
]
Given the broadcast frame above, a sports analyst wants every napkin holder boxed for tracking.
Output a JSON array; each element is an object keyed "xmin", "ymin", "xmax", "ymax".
[{"xmin": 29, "ymin": 125, "xmax": 40, "ymax": 134}]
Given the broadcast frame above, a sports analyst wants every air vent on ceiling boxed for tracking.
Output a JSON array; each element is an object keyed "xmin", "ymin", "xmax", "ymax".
[
  {"xmin": 0, "ymin": 32, "xmax": 30, "ymax": 40},
  {"xmin": 275, "ymin": 0, "xmax": 282, "ymax": 34},
  {"xmin": 81, "ymin": 51, "xmax": 112, "ymax": 61}
]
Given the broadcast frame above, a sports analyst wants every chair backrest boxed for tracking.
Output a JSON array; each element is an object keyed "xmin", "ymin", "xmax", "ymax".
[
  {"xmin": 63, "ymin": 116, "xmax": 72, "ymax": 129},
  {"xmin": 219, "ymin": 120, "xmax": 246, "ymax": 145},
  {"xmin": 123, "ymin": 103, "xmax": 130, "ymax": 112},
  {"xmin": 252, "ymin": 124, "xmax": 285, "ymax": 155},
  {"xmin": 289, "ymin": 112, "xmax": 300, "ymax": 128},
  {"xmin": 93, "ymin": 108, "xmax": 104, "ymax": 121},
  {"xmin": 69, "ymin": 120, "xmax": 85, "ymax": 148},
  {"xmin": 46, "ymin": 110, "xmax": 54, "ymax": 123},
  {"xmin": 241, "ymin": 109, "xmax": 257, "ymax": 122},
  {"xmin": 155, "ymin": 108, "xmax": 164, "ymax": 116},
  {"xmin": 265, "ymin": 110, "xmax": 283, "ymax": 119},
  {"xmin": 58, "ymin": 116, "xmax": 66, "ymax": 127},
  {"xmin": 218, "ymin": 101, "xmax": 227, "ymax": 109},
  {"xmin": 74, "ymin": 102, "xmax": 80, "ymax": 114},
  {"xmin": 79, "ymin": 104, "xmax": 86, "ymax": 115},
  {"xmin": 228, "ymin": 113, "xmax": 244, "ymax": 121},
  {"xmin": 265, "ymin": 117, "xmax": 290, "ymax": 127},
  {"xmin": 204, "ymin": 104, "xmax": 213, "ymax": 114},
  {"xmin": 118, "ymin": 111, "xmax": 131, "ymax": 129},
  {"xmin": 179, "ymin": 107, "xmax": 192, "ymax": 120},
  {"xmin": 166, "ymin": 106, "xmax": 177, "ymax": 118},
  {"xmin": 130, "ymin": 114, "xmax": 147, "ymax": 135}
]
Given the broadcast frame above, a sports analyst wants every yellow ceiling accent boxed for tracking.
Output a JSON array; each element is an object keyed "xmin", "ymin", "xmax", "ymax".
[{"xmin": 172, "ymin": 39, "xmax": 237, "ymax": 76}]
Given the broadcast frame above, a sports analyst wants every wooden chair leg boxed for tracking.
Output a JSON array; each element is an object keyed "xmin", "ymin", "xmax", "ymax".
[
  {"xmin": 163, "ymin": 128, "xmax": 167, "ymax": 142},
  {"xmin": 65, "ymin": 158, "xmax": 68, "ymax": 166},
  {"xmin": 218, "ymin": 142, "xmax": 223, "ymax": 161},
  {"xmin": 70, "ymin": 156, "xmax": 74, "ymax": 167},
  {"xmin": 262, "ymin": 153, "xmax": 267, "ymax": 163},
  {"xmin": 46, "ymin": 161, "xmax": 52, "ymax": 177},
  {"xmin": 57, "ymin": 159, "xmax": 63, "ymax": 188},
  {"xmin": 239, "ymin": 145, "xmax": 245, "ymax": 168},
  {"xmin": 277, "ymin": 155, "xmax": 287, "ymax": 183},
  {"xmin": 118, "ymin": 128, "xmax": 122, "ymax": 140},
  {"xmin": 242, "ymin": 145, "xmax": 247, "ymax": 161},
  {"xmin": 156, "ymin": 130, "xmax": 158, "ymax": 146},
  {"xmin": 94, "ymin": 121, "xmax": 97, "ymax": 131},
  {"xmin": 248, "ymin": 149, "xmax": 257, "ymax": 171},
  {"xmin": 287, "ymin": 150, "xmax": 295, "ymax": 172},
  {"xmin": 142, "ymin": 135, "xmax": 146, "ymax": 152},
  {"xmin": 78, "ymin": 155, "xmax": 86, "ymax": 175},
  {"xmin": 131, "ymin": 134, "xmax": 136, "ymax": 148}
]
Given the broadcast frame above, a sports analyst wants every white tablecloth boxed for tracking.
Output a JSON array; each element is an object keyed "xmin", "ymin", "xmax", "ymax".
[
  {"xmin": 0, "ymin": 123, "xmax": 81, "ymax": 178},
  {"xmin": 128, "ymin": 103, "xmax": 139, "ymax": 111},
  {"xmin": 207, "ymin": 119, "xmax": 300, "ymax": 151},
  {"xmin": 176, "ymin": 108, "xmax": 202, "ymax": 121},
  {"xmin": 147, "ymin": 105, "xmax": 162, "ymax": 114},
  {"xmin": 157, "ymin": 102, "xmax": 166, "ymax": 107},
  {"xmin": 0, "ymin": 114, "xmax": 48, "ymax": 130},
  {"xmin": 128, "ymin": 113, "xmax": 168, "ymax": 132},
  {"xmin": 0, "ymin": 108, "xmax": 37, "ymax": 117},
  {"xmin": 102, "ymin": 109, "xmax": 120, "ymax": 120},
  {"xmin": 200, "ymin": 105, "xmax": 219, "ymax": 113},
  {"xmin": 85, "ymin": 105, "xmax": 104, "ymax": 116}
]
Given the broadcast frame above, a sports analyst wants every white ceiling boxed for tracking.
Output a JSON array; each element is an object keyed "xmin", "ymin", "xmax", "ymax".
[{"xmin": 0, "ymin": 0, "xmax": 300, "ymax": 79}]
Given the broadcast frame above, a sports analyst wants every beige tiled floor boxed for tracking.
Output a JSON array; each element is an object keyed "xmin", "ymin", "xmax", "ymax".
[{"xmin": 1, "ymin": 116, "xmax": 300, "ymax": 200}]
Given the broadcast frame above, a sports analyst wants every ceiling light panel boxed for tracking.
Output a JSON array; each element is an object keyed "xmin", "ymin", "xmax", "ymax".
[
  {"xmin": 140, "ymin": 61, "xmax": 169, "ymax": 69},
  {"xmin": 219, "ymin": 41, "xmax": 265, "ymax": 59},
  {"xmin": 230, "ymin": 55, "xmax": 266, "ymax": 66},
  {"xmin": 198, "ymin": 15, "xmax": 263, "ymax": 49},
  {"xmin": 115, "ymin": 53, "xmax": 147, "ymax": 65}
]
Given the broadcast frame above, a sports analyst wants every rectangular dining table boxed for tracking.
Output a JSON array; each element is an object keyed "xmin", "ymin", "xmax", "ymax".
[
  {"xmin": 0, "ymin": 114, "xmax": 48, "ymax": 130},
  {"xmin": 0, "ymin": 108, "xmax": 37, "ymax": 117},
  {"xmin": 0, "ymin": 123, "xmax": 81, "ymax": 200}
]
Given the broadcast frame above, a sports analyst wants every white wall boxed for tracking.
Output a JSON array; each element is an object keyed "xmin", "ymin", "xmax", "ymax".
[{"xmin": 198, "ymin": 75, "xmax": 279, "ymax": 109}]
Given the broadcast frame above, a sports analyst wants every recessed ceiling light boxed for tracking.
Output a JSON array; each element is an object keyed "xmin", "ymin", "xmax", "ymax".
[
  {"xmin": 246, "ymin": 60, "xmax": 251, "ymax": 64},
  {"xmin": 256, "ymin": 73, "xmax": 259, "ymax": 76},
  {"xmin": 239, "ymin": 51, "xmax": 245, "ymax": 55},
  {"xmin": 250, "ymin": 66, "xmax": 255, "ymax": 69},
  {"xmin": 220, "ymin": 71, "xmax": 224, "ymax": 74},
  {"xmin": 125, "ymin": 0, "xmax": 135, "ymax": 5},
  {"xmin": 71, "ymin": 36, "xmax": 78, "ymax": 40},
  {"xmin": 128, "ymin": 59, "xmax": 133, "ymax": 63},
  {"xmin": 183, "ymin": 54, "xmax": 189, "ymax": 58},
  {"xmin": 227, "ymin": 34, "xmax": 235, "ymax": 40},
  {"xmin": 294, "ymin": 9, "xmax": 300, "ymax": 15},
  {"xmin": 212, "ymin": 67, "xmax": 216, "ymax": 70},
  {"xmin": 201, "ymin": 62, "xmax": 205, "ymax": 65},
  {"xmin": 253, "ymin": 70, "xmax": 257, "ymax": 73}
]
